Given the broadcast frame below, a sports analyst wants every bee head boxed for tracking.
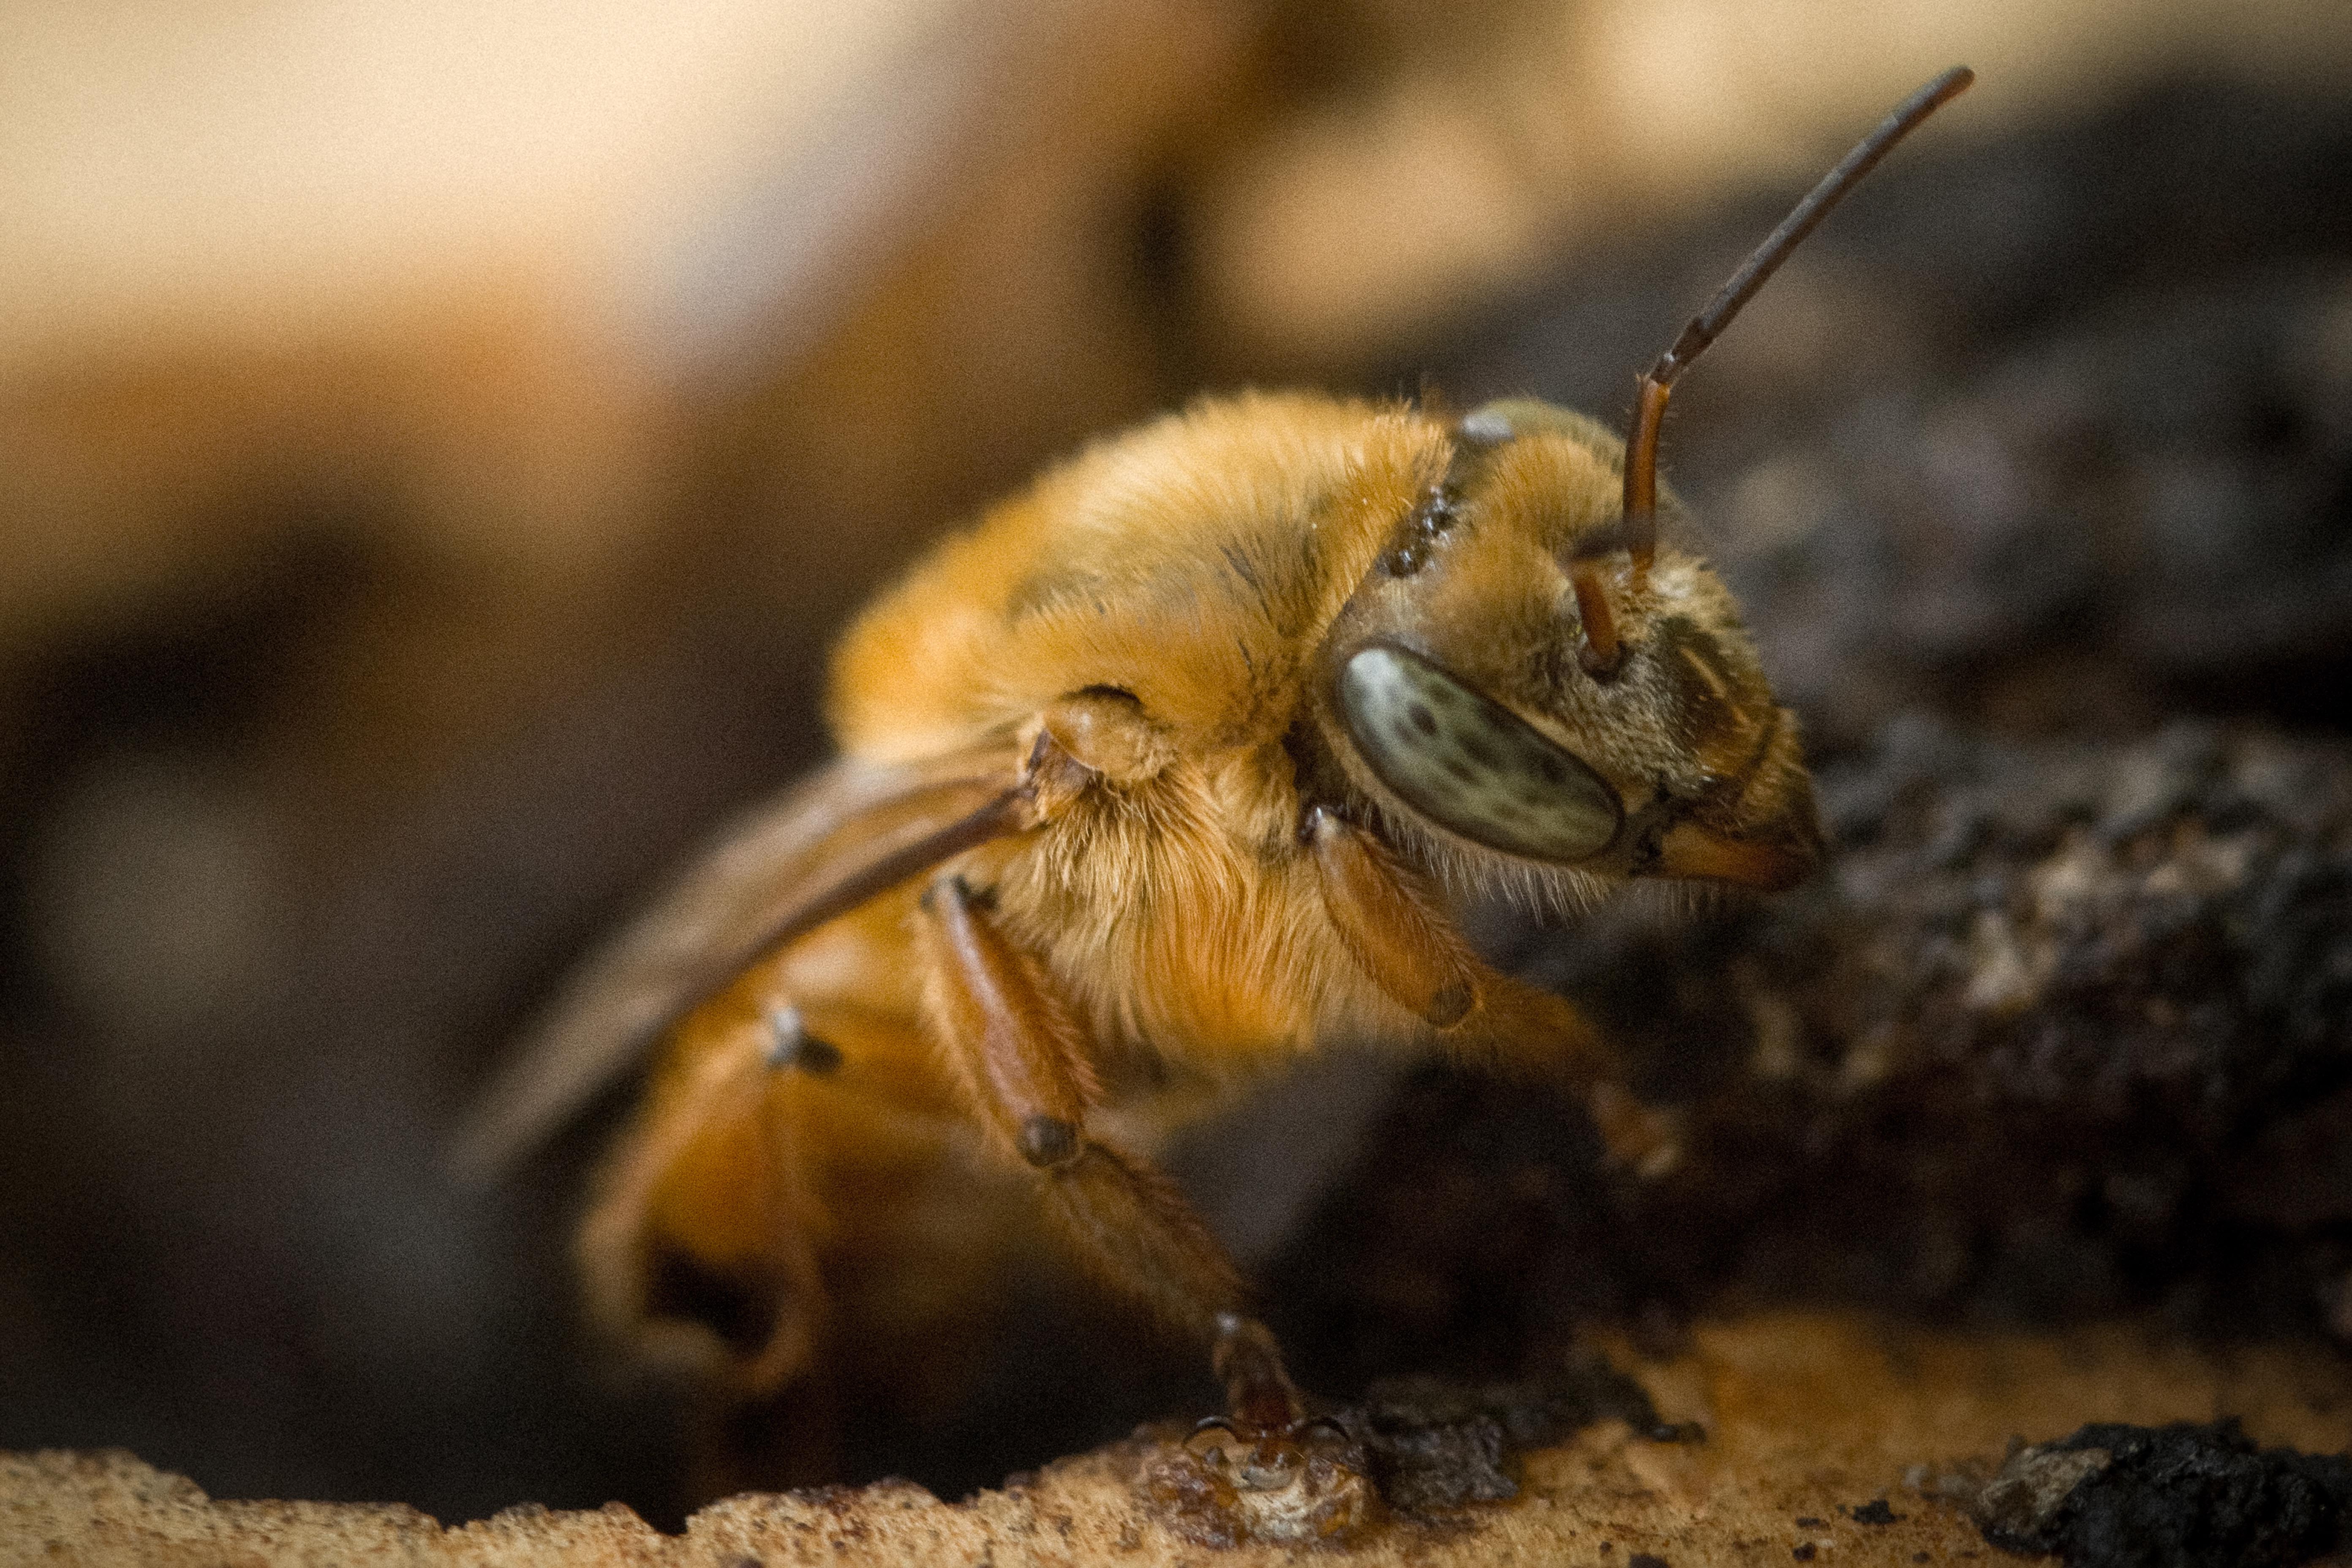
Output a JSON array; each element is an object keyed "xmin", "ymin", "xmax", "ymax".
[
  {"xmin": 1314, "ymin": 397, "xmax": 1819, "ymax": 894},
  {"xmin": 1312, "ymin": 65, "xmax": 1971, "ymax": 895}
]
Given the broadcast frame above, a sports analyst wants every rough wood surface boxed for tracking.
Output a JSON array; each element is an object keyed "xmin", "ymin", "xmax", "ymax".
[{"xmin": 9, "ymin": 1309, "xmax": 2347, "ymax": 1566}]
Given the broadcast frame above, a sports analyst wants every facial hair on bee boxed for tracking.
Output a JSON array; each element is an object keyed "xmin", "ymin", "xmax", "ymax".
[{"xmin": 457, "ymin": 66, "xmax": 1974, "ymax": 1486}]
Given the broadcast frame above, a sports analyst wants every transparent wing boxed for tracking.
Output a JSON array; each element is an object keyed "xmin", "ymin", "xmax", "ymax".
[{"xmin": 451, "ymin": 746, "xmax": 1026, "ymax": 1181}]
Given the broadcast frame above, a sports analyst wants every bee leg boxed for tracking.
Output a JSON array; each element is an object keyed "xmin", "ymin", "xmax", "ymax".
[
  {"xmin": 1302, "ymin": 804, "xmax": 1481, "ymax": 1028},
  {"xmin": 918, "ymin": 873, "xmax": 1242, "ymax": 1315},
  {"xmin": 1213, "ymin": 1312, "xmax": 1305, "ymax": 1429},
  {"xmin": 916, "ymin": 874, "xmax": 1308, "ymax": 1422},
  {"xmin": 1303, "ymin": 805, "xmax": 1680, "ymax": 1176},
  {"xmin": 922, "ymin": 872, "xmax": 1377, "ymax": 1527},
  {"xmin": 578, "ymin": 1007, "xmax": 825, "ymax": 1401}
]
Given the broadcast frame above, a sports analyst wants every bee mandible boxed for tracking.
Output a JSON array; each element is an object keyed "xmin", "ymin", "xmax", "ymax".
[{"xmin": 460, "ymin": 65, "xmax": 1973, "ymax": 1473}]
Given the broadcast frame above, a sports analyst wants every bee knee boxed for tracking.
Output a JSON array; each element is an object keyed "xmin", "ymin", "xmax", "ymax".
[{"xmin": 1017, "ymin": 1113, "xmax": 1081, "ymax": 1169}]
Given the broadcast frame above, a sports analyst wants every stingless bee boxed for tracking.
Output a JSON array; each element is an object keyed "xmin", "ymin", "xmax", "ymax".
[{"xmin": 460, "ymin": 67, "xmax": 1972, "ymax": 1486}]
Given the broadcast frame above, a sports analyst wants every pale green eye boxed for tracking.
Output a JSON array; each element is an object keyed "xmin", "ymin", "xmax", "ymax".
[{"xmin": 1337, "ymin": 644, "xmax": 1622, "ymax": 863}]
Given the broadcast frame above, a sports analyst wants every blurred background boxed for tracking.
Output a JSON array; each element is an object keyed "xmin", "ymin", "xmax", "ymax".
[{"xmin": 4, "ymin": 0, "xmax": 2351, "ymax": 1530}]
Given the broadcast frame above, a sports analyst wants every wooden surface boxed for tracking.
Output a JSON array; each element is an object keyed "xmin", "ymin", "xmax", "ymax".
[{"xmin": 9, "ymin": 1309, "xmax": 2348, "ymax": 1565}]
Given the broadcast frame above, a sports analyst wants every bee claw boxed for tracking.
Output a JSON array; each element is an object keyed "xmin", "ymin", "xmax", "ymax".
[
  {"xmin": 1296, "ymin": 1413, "xmax": 1354, "ymax": 1446},
  {"xmin": 1184, "ymin": 1412, "xmax": 1361, "ymax": 1480},
  {"xmin": 1154, "ymin": 1409, "xmax": 1380, "ymax": 1543},
  {"xmin": 1183, "ymin": 1416, "xmax": 1241, "ymax": 1464}
]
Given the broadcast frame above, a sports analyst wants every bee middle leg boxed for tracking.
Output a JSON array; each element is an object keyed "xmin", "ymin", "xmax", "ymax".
[{"xmin": 916, "ymin": 873, "xmax": 1307, "ymax": 1429}]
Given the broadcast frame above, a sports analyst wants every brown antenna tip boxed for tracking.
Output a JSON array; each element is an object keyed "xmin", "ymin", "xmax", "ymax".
[{"xmin": 1620, "ymin": 65, "xmax": 1974, "ymax": 572}]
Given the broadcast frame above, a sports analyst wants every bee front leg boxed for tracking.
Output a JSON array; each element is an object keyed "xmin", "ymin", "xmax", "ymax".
[
  {"xmin": 1303, "ymin": 805, "xmax": 1680, "ymax": 1176},
  {"xmin": 915, "ymin": 873, "xmax": 1307, "ymax": 1428}
]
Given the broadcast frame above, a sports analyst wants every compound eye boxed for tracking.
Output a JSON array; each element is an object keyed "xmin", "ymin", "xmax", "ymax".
[{"xmin": 1337, "ymin": 644, "xmax": 1622, "ymax": 863}]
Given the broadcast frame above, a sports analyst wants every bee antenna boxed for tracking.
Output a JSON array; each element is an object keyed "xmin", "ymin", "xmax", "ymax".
[{"xmin": 1618, "ymin": 65, "xmax": 1974, "ymax": 575}]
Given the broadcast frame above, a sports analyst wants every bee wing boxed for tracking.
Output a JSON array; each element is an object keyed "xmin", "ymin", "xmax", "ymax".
[{"xmin": 451, "ymin": 746, "xmax": 1026, "ymax": 1181}]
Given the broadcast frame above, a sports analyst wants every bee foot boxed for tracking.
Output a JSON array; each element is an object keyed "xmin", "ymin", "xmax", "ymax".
[
  {"xmin": 1209, "ymin": 1312, "xmax": 1304, "ymax": 1429},
  {"xmin": 1143, "ymin": 1415, "xmax": 1379, "ymax": 1546}
]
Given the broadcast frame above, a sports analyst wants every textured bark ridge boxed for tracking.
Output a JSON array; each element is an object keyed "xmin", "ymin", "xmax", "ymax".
[
  {"xmin": 1269, "ymin": 720, "xmax": 2352, "ymax": 1381},
  {"xmin": 1975, "ymin": 1421, "xmax": 2352, "ymax": 1568}
]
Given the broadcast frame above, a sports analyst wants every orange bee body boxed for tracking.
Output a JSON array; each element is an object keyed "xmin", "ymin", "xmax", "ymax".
[
  {"xmin": 461, "ymin": 67, "xmax": 1971, "ymax": 1480},
  {"xmin": 501, "ymin": 389, "xmax": 1817, "ymax": 1403}
]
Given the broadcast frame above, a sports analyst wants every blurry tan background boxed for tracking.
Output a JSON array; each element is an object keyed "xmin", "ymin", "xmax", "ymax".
[{"xmin": 4, "ymin": 0, "xmax": 2351, "ymax": 1529}]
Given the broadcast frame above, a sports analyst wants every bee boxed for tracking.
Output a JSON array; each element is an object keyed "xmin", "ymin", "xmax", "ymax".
[{"xmin": 459, "ymin": 67, "xmax": 1972, "ymax": 1486}]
